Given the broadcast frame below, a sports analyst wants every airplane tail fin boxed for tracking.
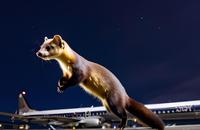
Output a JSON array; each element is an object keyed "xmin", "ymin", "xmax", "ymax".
[
  {"xmin": 18, "ymin": 92, "xmax": 35, "ymax": 115},
  {"xmin": 126, "ymin": 97, "xmax": 165, "ymax": 130}
]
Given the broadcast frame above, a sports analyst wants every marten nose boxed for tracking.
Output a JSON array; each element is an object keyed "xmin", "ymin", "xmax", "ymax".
[{"xmin": 36, "ymin": 52, "xmax": 42, "ymax": 57}]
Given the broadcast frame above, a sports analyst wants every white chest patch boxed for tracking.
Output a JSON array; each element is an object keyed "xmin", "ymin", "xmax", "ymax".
[{"xmin": 58, "ymin": 61, "xmax": 72, "ymax": 78}]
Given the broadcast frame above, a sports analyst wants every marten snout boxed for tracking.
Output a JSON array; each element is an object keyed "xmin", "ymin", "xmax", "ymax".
[
  {"xmin": 36, "ymin": 51, "xmax": 46, "ymax": 58},
  {"xmin": 36, "ymin": 52, "xmax": 42, "ymax": 57},
  {"xmin": 36, "ymin": 49, "xmax": 50, "ymax": 60}
]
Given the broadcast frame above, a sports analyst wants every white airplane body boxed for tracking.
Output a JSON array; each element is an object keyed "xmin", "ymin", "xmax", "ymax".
[{"xmin": 0, "ymin": 93, "xmax": 200, "ymax": 129}]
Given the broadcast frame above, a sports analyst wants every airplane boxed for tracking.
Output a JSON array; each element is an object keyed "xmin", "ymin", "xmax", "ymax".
[{"xmin": 0, "ymin": 92, "xmax": 200, "ymax": 129}]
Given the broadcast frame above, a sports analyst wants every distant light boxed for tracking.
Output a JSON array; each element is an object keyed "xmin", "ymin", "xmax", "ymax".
[
  {"xmin": 22, "ymin": 91, "xmax": 26, "ymax": 95},
  {"xmin": 24, "ymin": 124, "xmax": 29, "ymax": 130},
  {"xmin": 19, "ymin": 125, "xmax": 24, "ymax": 129},
  {"xmin": 0, "ymin": 124, "xmax": 2, "ymax": 127},
  {"xmin": 102, "ymin": 125, "xmax": 106, "ymax": 129}
]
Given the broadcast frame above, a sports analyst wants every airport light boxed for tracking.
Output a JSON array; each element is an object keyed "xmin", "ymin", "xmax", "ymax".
[
  {"xmin": 19, "ymin": 125, "xmax": 24, "ymax": 129},
  {"xmin": 24, "ymin": 124, "xmax": 29, "ymax": 130}
]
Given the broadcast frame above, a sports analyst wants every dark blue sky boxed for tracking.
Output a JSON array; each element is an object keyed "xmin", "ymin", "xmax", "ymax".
[{"xmin": 0, "ymin": 1, "xmax": 200, "ymax": 113}]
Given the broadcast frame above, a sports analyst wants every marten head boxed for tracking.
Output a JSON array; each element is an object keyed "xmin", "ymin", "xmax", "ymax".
[{"xmin": 36, "ymin": 35, "xmax": 65, "ymax": 60}]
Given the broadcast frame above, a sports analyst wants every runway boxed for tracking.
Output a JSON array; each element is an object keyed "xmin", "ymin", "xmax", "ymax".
[{"xmin": 70, "ymin": 124, "xmax": 200, "ymax": 130}]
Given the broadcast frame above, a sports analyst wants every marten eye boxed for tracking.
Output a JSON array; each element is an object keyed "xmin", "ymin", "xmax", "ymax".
[
  {"xmin": 46, "ymin": 46, "xmax": 51, "ymax": 51},
  {"xmin": 50, "ymin": 45, "xmax": 54, "ymax": 49}
]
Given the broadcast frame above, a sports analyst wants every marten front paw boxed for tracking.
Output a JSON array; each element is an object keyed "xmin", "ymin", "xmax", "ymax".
[
  {"xmin": 57, "ymin": 87, "xmax": 64, "ymax": 93},
  {"xmin": 57, "ymin": 77, "xmax": 68, "ymax": 93}
]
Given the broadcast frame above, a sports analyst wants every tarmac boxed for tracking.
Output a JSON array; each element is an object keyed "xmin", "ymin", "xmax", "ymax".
[
  {"xmin": 3, "ymin": 124, "xmax": 200, "ymax": 129},
  {"xmin": 69, "ymin": 124, "xmax": 200, "ymax": 130}
]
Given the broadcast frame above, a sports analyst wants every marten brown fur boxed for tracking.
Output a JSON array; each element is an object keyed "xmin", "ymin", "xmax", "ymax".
[{"xmin": 36, "ymin": 35, "xmax": 164, "ymax": 130}]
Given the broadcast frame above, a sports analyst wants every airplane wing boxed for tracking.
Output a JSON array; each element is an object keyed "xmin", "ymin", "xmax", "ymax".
[
  {"xmin": 27, "ymin": 115, "xmax": 80, "ymax": 123},
  {"xmin": 0, "ymin": 112, "xmax": 23, "ymax": 118},
  {"xmin": 0, "ymin": 111, "xmax": 80, "ymax": 124}
]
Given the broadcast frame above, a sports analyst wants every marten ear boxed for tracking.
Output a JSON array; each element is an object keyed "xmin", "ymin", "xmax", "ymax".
[
  {"xmin": 53, "ymin": 35, "xmax": 62, "ymax": 43},
  {"xmin": 53, "ymin": 35, "xmax": 64, "ymax": 49},
  {"xmin": 44, "ymin": 36, "xmax": 48, "ymax": 41}
]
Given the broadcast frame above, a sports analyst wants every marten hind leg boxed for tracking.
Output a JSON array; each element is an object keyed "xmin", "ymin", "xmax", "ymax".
[{"xmin": 106, "ymin": 99, "xmax": 127, "ymax": 130}]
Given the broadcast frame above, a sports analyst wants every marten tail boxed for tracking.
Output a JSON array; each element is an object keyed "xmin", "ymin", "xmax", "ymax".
[{"xmin": 126, "ymin": 97, "xmax": 165, "ymax": 130}]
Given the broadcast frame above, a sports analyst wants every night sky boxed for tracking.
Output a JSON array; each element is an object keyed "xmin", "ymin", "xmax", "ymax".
[{"xmin": 0, "ymin": 1, "xmax": 200, "ymax": 113}]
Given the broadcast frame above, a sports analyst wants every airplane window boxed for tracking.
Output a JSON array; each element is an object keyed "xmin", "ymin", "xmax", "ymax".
[{"xmin": 162, "ymin": 111, "xmax": 165, "ymax": 114}]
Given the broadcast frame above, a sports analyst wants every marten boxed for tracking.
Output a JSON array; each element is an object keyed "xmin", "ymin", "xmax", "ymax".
[{"xmin": 36, "ymin": 35, "xmax": 164, "ymax": 130}]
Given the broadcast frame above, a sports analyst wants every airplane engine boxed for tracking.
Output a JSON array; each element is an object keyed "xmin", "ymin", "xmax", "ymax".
[{"xmin": 79, "ymin": 118, "xmax": 102, "ymax": 128}]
